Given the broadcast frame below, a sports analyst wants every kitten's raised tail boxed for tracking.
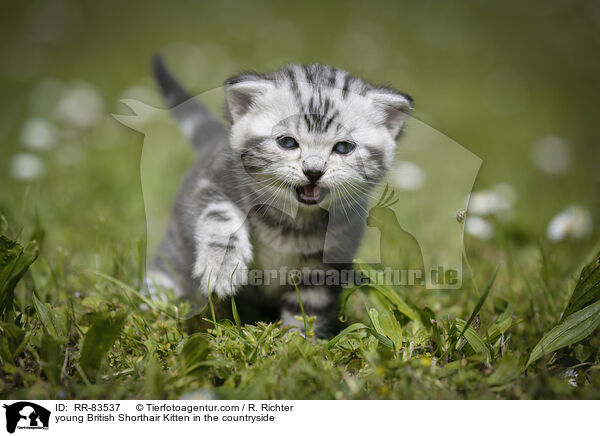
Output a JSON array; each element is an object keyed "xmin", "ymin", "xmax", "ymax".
[{"xmin": 153, "ymin": 54, "xmax": 227, "ymax": 150}]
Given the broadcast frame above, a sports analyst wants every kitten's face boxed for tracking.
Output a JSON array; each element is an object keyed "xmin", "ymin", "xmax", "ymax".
[{"xmin": 226, "ymin": 65, "xmax": 412, "ymax": 212}]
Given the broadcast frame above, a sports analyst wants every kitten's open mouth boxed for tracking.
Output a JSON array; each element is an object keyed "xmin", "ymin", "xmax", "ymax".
[{"xmin": 295, "ymin": 184, "xmax": 329, "ymax": 205}]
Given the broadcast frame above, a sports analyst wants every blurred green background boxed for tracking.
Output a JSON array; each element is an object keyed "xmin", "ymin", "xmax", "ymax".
[{"xmin": 1, "ymin": 0, "xmax": 599, "ymax": 272}]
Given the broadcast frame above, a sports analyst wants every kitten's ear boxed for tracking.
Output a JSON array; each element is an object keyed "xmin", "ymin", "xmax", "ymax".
[
  {"xmin": 368, "ymin": 89, "xmax": 413, "ymax": 139},
  {"xmin": 225, "ymin": 74, "xmax": 273, "ymax": 123}
]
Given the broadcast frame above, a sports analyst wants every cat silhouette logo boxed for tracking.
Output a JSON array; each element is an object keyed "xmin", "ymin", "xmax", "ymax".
[
  {"xmin": 116, "ymin": 93, "xmax": 481, "ymax": 291},
  {"xmin": 2, "ymin": 402, "xmax": 50, "ymax": 433},
  {"xmin": 115, "ymin": 58, "xmax": 482, "ymax": 294}
]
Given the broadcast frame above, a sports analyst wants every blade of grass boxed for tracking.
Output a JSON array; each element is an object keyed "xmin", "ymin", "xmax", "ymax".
[
  {"xmin": 32, "ymin": 294, "xmax": 66, "ymax": 338},
  {"xmin": 231, "ymin": 296, "xmax": 242, "ymax": 328},
  {"xmin": 458, "ymin": 266, "xmax": 499, "ymax": 343},
  {"xmin": 327, "ymin": 323, "xmax": 370, "ymax": 349},
  {"xmin": 292, "ymin": 276, "xmax": 308, "ymax": 337},
  {"xmin": 206, "ymin": 270, "xmax": 218, "ymax": 332},
  {"xmin": 527, "ymin": 299, "xmax": 600, "ymax": 367},
  {"xmin": 89, "ymin": 270, "xmax": 176, "ymax": 318},
  {"xmin": 230, "ymin": 264, "xmax": 242, "ymax": 328},
  {"xmin": 248, "ymin": 322, "xmax": 277, "ymax": 361},
  {"xmin": 455, "ymin": 319, "xmax": 486, "ymax": 353}
]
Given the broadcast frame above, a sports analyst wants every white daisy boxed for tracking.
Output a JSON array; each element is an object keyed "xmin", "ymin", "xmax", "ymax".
[
  {"xmin": 56, "ymin": 82, "xmax": 104, "ymax": 128},
  {"xmin": 531, "ymin": 136, "xmax": 571, "ymax": 175},
  {"xmin": 547, "ymin": 205, "xmax": 593, "ymax": 241},
  {"xmin": 20, "ymin": 117, "xmax": 58, "ymax": 151},
  {"xmin": 10, "ymin": 153, "xmax": 46, "ymax": 181},
  {"xmin": 390, "ymin": 160, "xmax": 426, "ymax": 191},
  {"xmin": 465, "ymin": 216, "xmax": 494, "ymax": 240},
  {"xmin": 467, "ymin": 190, "xmax": 510, "ymax": 216}
]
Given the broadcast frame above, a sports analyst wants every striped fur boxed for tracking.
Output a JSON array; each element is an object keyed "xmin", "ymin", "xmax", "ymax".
[{"xmin": 150, "ymin": 57, "xmax": 412, "ymax": 337}]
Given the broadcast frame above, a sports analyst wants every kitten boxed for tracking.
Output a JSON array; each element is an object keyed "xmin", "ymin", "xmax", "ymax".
[{"xmin": 149, "ymin": 57, "xmax": 412, "ymax": 336}]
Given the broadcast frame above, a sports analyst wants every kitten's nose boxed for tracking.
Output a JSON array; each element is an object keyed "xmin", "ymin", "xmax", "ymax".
[
  {"xmin": 302, "ymin": 157, "xmax": 325, "ymax": 183},
  {"xmin": 303, "ymin": 168, "xmax": 324, "ymax": 183}
]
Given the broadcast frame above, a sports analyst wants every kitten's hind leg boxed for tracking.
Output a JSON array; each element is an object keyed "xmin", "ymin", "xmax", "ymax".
[
  {"xmin": 281, "ymin": 285, "xmax": 340, "ymax": 338},
  {"xmin": 192, "ymin": 200, "xmax": 253, "ymax": 299}
]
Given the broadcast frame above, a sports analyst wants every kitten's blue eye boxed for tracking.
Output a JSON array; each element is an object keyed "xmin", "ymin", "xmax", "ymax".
[
  {"xmin": 333, "ymin": 141, "xmax": 356, "ymax": 155},
  {"xmin": 277, "ymin": 136, "xmax": 299, "ymax": 149}
]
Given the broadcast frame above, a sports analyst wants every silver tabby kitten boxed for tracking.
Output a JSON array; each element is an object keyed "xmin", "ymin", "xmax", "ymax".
[{"xmin": 149, "ymin": 57, "xmax": 412, "ymax": 336}]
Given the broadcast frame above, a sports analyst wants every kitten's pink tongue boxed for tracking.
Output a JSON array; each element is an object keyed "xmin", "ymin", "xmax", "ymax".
[{"xmin": 302, "ymin": 184, "xmax": 320, "ymax": 198}]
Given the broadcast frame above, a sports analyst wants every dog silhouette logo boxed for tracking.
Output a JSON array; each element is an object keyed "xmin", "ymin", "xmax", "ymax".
[{"xmin": 2, "ymin": 402, "xmax": 50, "ymax": 433}]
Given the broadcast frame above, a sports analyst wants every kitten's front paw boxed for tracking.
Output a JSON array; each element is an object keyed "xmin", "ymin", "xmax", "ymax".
[{"xmin": 193, "ymin": 248, "xmax": 250, "ymax": 298}]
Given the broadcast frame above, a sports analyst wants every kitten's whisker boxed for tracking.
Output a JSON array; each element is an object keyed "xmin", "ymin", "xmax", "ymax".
[
  {"xmin": 235, "ymin": 177, "xmax": 281, "ymax": 204},
  {"xmin": 278, "ymin": 180, "xmax": 295, "ymax": 224},
  {"xmin": 330, "ymin": 178, "xmax": 351, "ymax": 223},
  {"xmin": 344, "ymin": 181, "xmax": 381, "ymax": 203},
  {"xmin": 258, "ymin": 178, "xmax": 289, "ymax": 218},
  {"xmin": 337, "ymin": 182, "xmax": 366, "ymax": 218}
]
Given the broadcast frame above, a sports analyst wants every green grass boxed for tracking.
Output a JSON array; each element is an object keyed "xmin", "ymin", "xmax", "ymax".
[{"xmin": 1, "ymin": 214, "xmax": 600, "ymax": 400}]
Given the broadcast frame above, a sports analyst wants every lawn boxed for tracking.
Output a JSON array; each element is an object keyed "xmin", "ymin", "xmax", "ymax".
[{"xmin": 1, "ymin": 0, "xmax": 599, "ymax": 400}]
